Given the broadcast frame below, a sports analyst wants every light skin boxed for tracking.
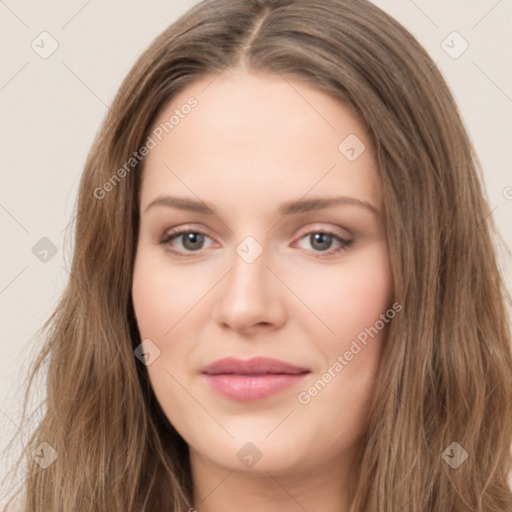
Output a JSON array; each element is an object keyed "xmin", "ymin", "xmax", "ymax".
[{"xmin": 132, "ymin": 69, "xmax": 393, "ymax": 512}]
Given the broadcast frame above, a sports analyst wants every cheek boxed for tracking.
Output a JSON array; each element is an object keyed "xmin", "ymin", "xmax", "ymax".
[
  {"xmin": 301, "ymin": 244, "xmax": 393, "ymax": 352},
  {"xmin": 131, "ymin": 253, "xmax": 206, "ymax": 340},
  {"xmin": 303, "ymin": 245, "xmax": 392, "ymax": 408},
  {"xmin": 132, "ymin": 255, "xmax": 197, "ymax": 427},
  {"xmin": 291, "ymin": 250, "xmax": 393, "ymax": 448},
  {"xmin": 132, "ymin": 265, "xmax": 165, "ymax": 339}
]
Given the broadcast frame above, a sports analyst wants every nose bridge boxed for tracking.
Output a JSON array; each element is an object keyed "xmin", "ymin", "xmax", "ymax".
[
  {"xmin": 212, "ymin": 234, "xmax": 285, "ymax": 331},
  {"xmin": 225, "ymin": 235, "xmax": 271, "ymax": 308},
  {"xmin": 232, "ymin": 236, "xmax": 268, "ymax": 294}
]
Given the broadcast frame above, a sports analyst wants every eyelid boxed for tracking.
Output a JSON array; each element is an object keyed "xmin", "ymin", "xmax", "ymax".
[
  {"xmin": 294, "ymin": 223, "xmax": 352, "ymax": 240},
  {"xmin": 160, "ymin": 222, "xmax": 352, "ymax": 241},
  {"xmin": 159, "ymin": 223, "xmax": 353, "ymax": 258},
  {"xmin": 159, "ymin": 225, "xmax": 217, "ymax": 250}
]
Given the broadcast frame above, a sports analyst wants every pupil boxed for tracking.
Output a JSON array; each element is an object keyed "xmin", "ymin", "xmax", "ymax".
[
  {"xmin": 183, "ymin": 233, "xmax": 204, "ymax": 250},
  {"xmin": 311, "ymin": 233, "xmax": 332, "ymax": 251}
]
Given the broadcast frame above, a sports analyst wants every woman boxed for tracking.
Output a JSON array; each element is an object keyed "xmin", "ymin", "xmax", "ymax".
[{"xmin": 3, "ymin": 0, "xmax": 511, "ymax": 510}]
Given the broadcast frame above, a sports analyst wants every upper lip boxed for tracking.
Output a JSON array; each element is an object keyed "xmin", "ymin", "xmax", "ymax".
[{"xmin": 201, "ymin": 356, "xmax": 310, "ymax": 375}]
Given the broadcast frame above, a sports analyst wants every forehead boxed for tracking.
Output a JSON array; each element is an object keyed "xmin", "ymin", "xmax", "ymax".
[{"xmin": 140, "ymin": 69, "xmax": 381, "ymax": 213}]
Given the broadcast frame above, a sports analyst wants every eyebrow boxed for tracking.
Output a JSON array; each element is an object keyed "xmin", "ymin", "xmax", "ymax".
[{"xmin": 144, "ymin": 195, "xmax": 379, "ymax": 217}]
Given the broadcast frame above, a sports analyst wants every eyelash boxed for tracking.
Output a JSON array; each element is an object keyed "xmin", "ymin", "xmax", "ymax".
[{"xmin": 159, "ymin": 227, "xmax": 353, "ymax": 259}]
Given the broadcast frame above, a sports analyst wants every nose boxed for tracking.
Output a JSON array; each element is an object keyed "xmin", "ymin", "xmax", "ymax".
[{"xmin": 211, "ymin": 243, "xmax": 287, "ymax": 335}]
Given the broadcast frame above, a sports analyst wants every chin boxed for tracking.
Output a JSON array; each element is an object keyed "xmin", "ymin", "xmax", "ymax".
[{"xmin": 189, "ymin": 431, "xmax": 311, "ymax": 475}]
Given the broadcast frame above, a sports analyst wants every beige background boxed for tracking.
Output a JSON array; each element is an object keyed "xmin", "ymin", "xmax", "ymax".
[{"xmin": 1, "ymin": 0, "xmax": 511, "ymax": 499}]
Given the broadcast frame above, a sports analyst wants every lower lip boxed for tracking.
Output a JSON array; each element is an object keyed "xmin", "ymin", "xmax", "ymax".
[{"xmin": 203, "ymin": 373, "xmax": 309, "ymax": 401}]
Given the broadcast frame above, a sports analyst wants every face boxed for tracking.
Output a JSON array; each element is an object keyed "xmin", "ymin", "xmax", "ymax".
[{"xmin": 132, "ymin": 69, "xmax": 393, "ymax": 477}]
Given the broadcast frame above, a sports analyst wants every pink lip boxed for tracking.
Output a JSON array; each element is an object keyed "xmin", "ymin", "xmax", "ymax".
[{"xmin": 201, "ymin": 357, "xmax": 310, "ymax": 401}]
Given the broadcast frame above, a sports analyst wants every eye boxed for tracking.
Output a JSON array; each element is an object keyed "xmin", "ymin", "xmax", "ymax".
[
  {"xmin": 159, "ymin": 227, "xmax": 352, "ymax": 258},
  {"xmin": 159, "ymin": 229, "xmax": 214, "ymax": 257},
  {"xmin": 294, "ymin": 230, "xmax": 352, "ymax": 258}
]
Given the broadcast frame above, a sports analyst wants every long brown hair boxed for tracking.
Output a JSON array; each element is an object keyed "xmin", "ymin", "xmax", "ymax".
[{"xmin": 3, "ymin": 0, "xmax": 511, "ymax": 510}]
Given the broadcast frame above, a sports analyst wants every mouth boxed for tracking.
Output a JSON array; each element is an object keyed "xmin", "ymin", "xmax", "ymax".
[{"xmin": 201, "ymin": 356, "xmax": 311, "ymax": 401}]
